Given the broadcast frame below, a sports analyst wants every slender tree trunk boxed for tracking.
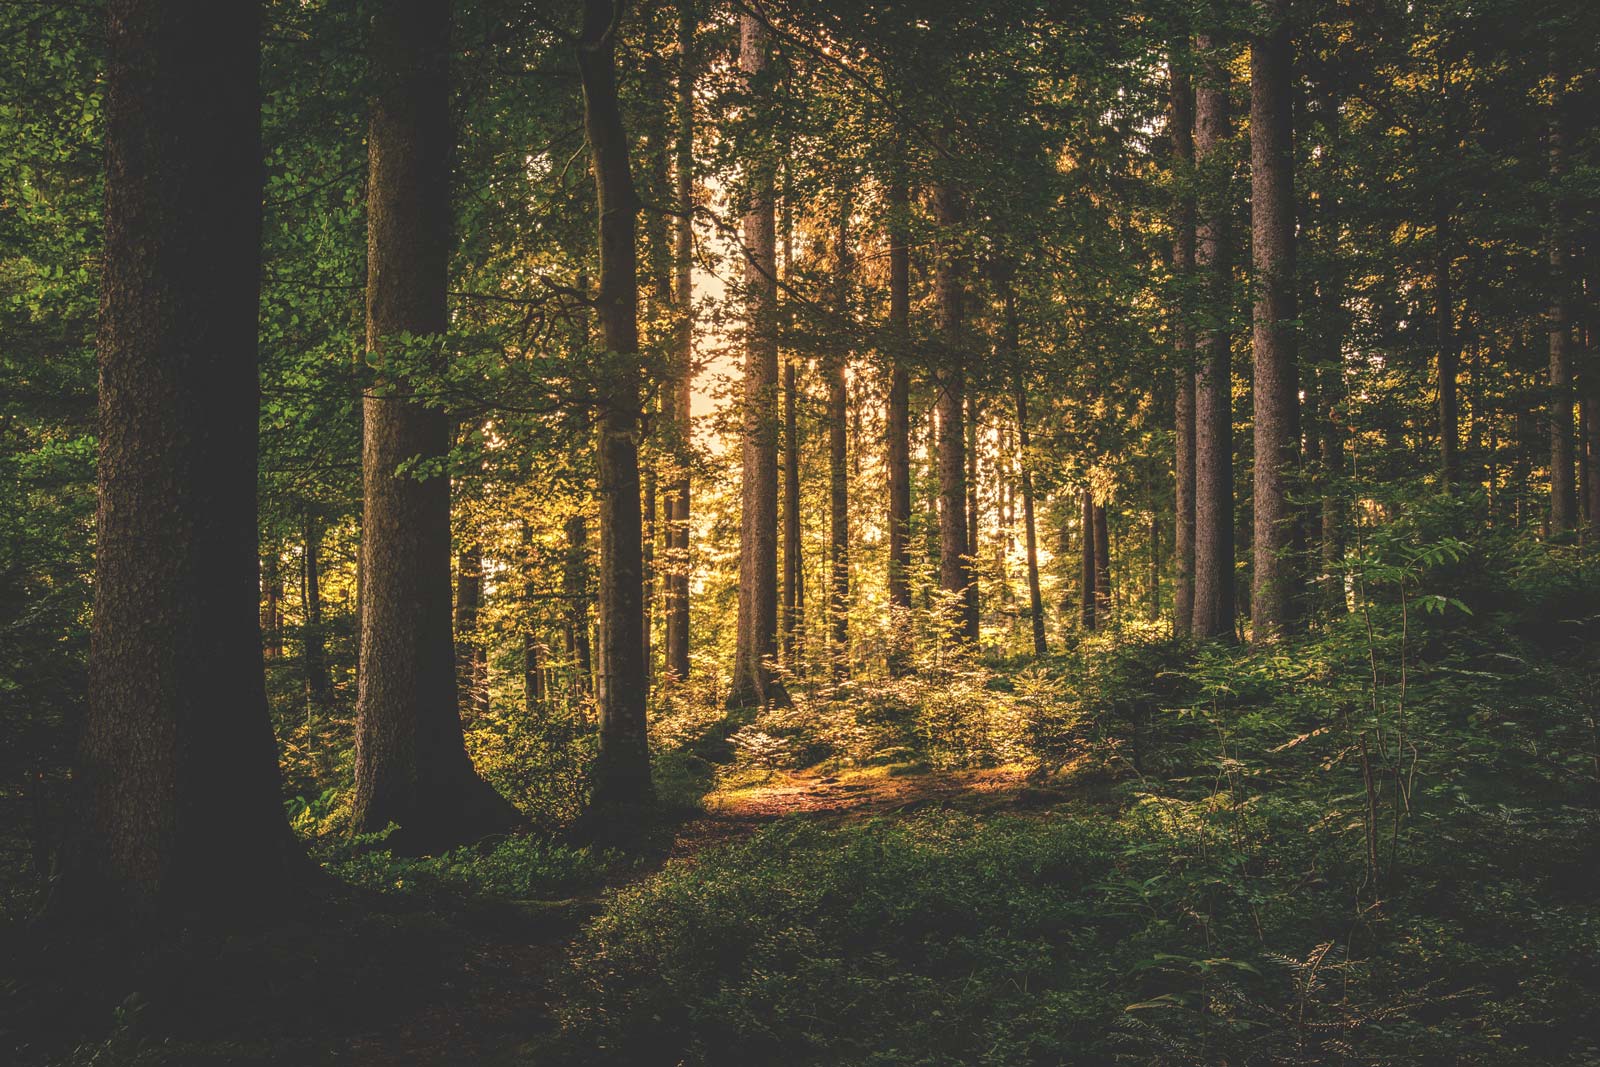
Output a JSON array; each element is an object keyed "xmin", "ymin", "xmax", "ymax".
[
  {"xmin": 1148, "ymin": 510, "xmax": 1161, "ymax": 621},
  {"xmin": 1170, "ymin": 55, "xmax": 1197, "ymax": 636},
  {"xmin": 1320, "ymin": 350, "xmax": 1346, "ymax": 612},
  {"xmin": 453, "ymin": 545, "xmax": 484, "ymax": 719},
  {"xmin": 521, "ymin": 523, "xmax": 544, "ymax": 714},
  {"xmin": 1080, "ymin": 490, "xmax": 1097, "ymax": 631},
  {"xmin": 304, "ymin": 517, "xmax": 332, "ymax": 708},
  {"xmin": 885, "ymin": 167, "xmax": 913, "ymax": 668},
  {"xmin": 564, "ymin": 514, "xmax": 593, "ymax": 696},
  {"xmin": 1093, "ymin": 500, "xmax": 1112, "ymax": 622},
  {"xmin": 730, "ymin": 14, "xmax": 784, "ymax": 704},
  {"xmin": 1548, "ymin": 58, "xmax": 1576, "ymax": 534},
  {"xmin": 1250, "ymin": 0, "xmax": 1299, "ymax": 641},
  {"xmin": 827, "ymin": 206, "xmax": 851, "ymax": 677},
  {"xmin": 1436, "ymin": 200, "xmax": 1460, "ymax": 491},
  {"xmin": 782, "ymin": 358, "xmax": 803, "ymax": 665},
  {"xmin": 932, "ymin": 182, "xmax": 977, "ymax": 643},
  {"xmin": 967, "ymin": 396, "xmax": 981, "ymax": 612},
  {"xmin": 577, "ymin": 0, "xmax": 651, "ymax": 806},
  {"xmin": 1190, "ymin": 33, "xmax": 1237, "ymax": 641},
  {"xmin": 1016, "ymin": 388, "xmax": 1047, "ymax": 656},
  {"xmin": 71, "ymin": 0, "xmax": 307, "ymax": 918},
  {"xmin": 663, "ymin": 0, "xmax": 695, "ymax": 682},
  {"xmin": 263, "ymin": 546, "xmax": 283, "ymax": 661},
  {"xmin": 351, "ymin": 0, "xmax": 520, "ymax": 850}
]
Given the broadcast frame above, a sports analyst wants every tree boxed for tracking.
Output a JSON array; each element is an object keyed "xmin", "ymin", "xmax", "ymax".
[
  {"xmin": 827, "ymin": 202, "xmax": 852, "ymax": 676},
  {"xmin": 662, "ymin": 0, "xmax": 696, "ymax": 683},
  {"xmin": 577, "ymin": 0, "xmax": 652, "ymax": 807},
  {"xmin": 1547, "ymin": 55, "xmax": 1576, "ymax": 534},
  {"xmin": 730, "ymin": 13, "xmax": 785, "ymax": 705},
  {"xmin": 1190, "ymin": 32, "xmax": 1237, "ymax": 642},
  {"xmin": 1080, "ymin": 489, "xmax": 1097, "ymax": 631},
  {"xmin": 1250, "ymin": 0, "xmax": 1300, "ymax": 639},
  {"xmin": 350, "ymin": 0, "xmax": 519, "ymax": 850},
  {"xmin": 932, "ymin": 182, "xmax": 977, "ymax": 643},
  {"xmin": 69, "ymin": 0, "xmax": 308, "ymax": 918},
  {"xmin": 1170, "ymin": 52, "xmax": 1197, "ymax": 637},
  {"xmin": 885, "ymin": 167, "xmax": 914, "ymax": 664}
]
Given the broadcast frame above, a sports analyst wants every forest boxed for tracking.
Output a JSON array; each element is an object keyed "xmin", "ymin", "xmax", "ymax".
[{"xmin": 3, "ymin": 0, "xmax": 1599, "ymax": 1063}]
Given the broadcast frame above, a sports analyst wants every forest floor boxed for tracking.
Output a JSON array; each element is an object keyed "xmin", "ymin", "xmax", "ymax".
[{"xmin": 348, "ymin": 761, "xmax": 1097, "ymax": 1066}]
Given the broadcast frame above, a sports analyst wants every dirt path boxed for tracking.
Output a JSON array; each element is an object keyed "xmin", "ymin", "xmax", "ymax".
[{"xmin": 348, "ymin": 764, "xmax": 1050, "ymax": 1065}]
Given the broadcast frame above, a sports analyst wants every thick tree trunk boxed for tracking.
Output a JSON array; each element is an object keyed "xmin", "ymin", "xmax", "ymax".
[
  {"xmin": 886, "ymin": 168, "xmax": 913, "ymax": 668},
  {"xmin": 577, "ymin": 0, "xmax": 652, "ymax": 806},
  {"xmin": 1249, "ymin": 0, "xmax": 1299, "ymax": 641},
  {"xmin": 352, "ymin": 0, "xmax": 519, "ymax": 850},
  {"xmin": 1548, "ymin": 60, "xmax": 1576, "ymax": 534},
  {"xmin": 1170, "ymin": 56, "xmax": 1197, "ymax": 636},
  {"xmin": 304, "ymin": 517, "xmax": 332, "ymax": 709},
  {"xmin": 453, "ymin": 545, "xmax": 485, "ymax": 719},
  {"xmin": 1093, "ymin": 501, "xmax": 1112, "ymax": 622},
  {"xmin": 564, "ymin": 514, "xmax": 593, "ymax": 695},
  {"xmin": 1080, "ymin": 490, "xmax": 1097, "ymax": 631},
  {"xmin": 827, "ymin": 208, "xmax": 851, "ymax": 677},
  {"xmin": 730, "ymin": 14, "xmax": 784, "ymax": 704},
  {"xmin": 71, "ymin": 0, "xmax": 307, "ymax": 919},
  {"xmin": 932, "ymin": 182, "xmax": 977, "ymax": 643},
  {"xmin": 663, "ymin": 0, "xmax": 695, "ymax": 682},
  {"xmin": 1190, "ymin": 33, "xmax": 1237, "ymax": 642},
  {"xmin": 1016, "ymin": 387, "xmax": 1047, "ymax": 656}
]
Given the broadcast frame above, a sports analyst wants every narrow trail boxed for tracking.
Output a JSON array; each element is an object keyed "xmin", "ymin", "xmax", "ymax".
[{"xmin": 347, "ymin": 764, "xmax": 1060, "ymax": 1065}]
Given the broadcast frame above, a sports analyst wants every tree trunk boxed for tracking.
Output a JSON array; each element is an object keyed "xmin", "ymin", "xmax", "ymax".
[
  {"xmin": 1249, "ymin": 0, "xmax": 1299, "ymax": 641},
  {"xmin": 304, "ymin": 517, "xmax": 332, "ymax": 709},
  {"xmin": 932, "ymin": 182, "xmax": 977, "ymax": 643},
  {"xmin": 1080, "ymin": 490, "xmax": 1097, "ymax": 631},
  {"xmin": 730, "ymin": 14, "xmax": 784, "ymax": 705},
  {"xmin": 352, "ymin": 0, "xmax": 519, "ymax": 850},
  {"xmin": 1190, "ymin": 33, "xmax": 1237, "ymax": 642},
  {"xmin": 662, "ymin": 0, "xmax": 695, "ymax": 682},
  {"xmin": 1170, "ymin": 54, "xmax": 1197, "ymax": 636},
  {"xmin": 885, "ymin": 167, "xmax": 913, "ymax": 668},
  {"xmin": 263, "ymin": 546, "xmax": 283, "ymax": 661},
  {"xmin": 71, "ymin": 0, "xmax": 307, "ymax": 919},
  {"xmin": 1148, "ymin": 510, "xmax": 1161, "ymax": 621},
  {"xmin": 1093, "ymin": 500, "xmax": 1112, "ymax": 622},
  {"xmin": 1548, "ymin": 59, "xmax": 1576, "ymax": 534},
  {"xmin": 564, "ymin": 514, "xmax": 593, "ymax": 696},
  {"xmin": 827, "ymin": 206, "xmax": 851, "ymax": 677},
  {"xmin": 453, "ymin": 545, "xmax": 485, "ymax": 719},
  {"xmin": 1435, "ymin": 200, "xmax": 1459, "ymax": 491},
  {"xmin": 1016, "ymin": 387, "xmax": 1047, "ymax": 656},
  {"xmin": 577, "ymin": 0, "xmax": 652, "ymax": 806},
  {"xmin": 782, "ymin": 358, "xmax": 803, "ymax": 666},
  {"xmin": 967, "ymin": 396, "xmax": 981, "ymax": 615}
]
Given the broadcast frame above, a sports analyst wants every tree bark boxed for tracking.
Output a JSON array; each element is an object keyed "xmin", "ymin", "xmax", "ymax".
[
  {"xmin": 1249, "ymin": 0, "xmax": 1299, "ymax": 640},
  {"xmin": 1547, "ymin": 58, "xmax": 1576, "ymax": 534},
  {"xmin": 1190, "ymin": 33, "xmax": 1237, "ymax": 642},
  {"xmin": 885, "ymin": 167, "xmax": 913, "ymax": 667},
  {"xmin": 1080, "ymin": 490, "xmax": 1097, "ymax": 631},
  {"xmin": 304, "ymin": 517, "xmax": 332, "ymax": 709},
  {"xmin": 932, "ymin": 182, "xmax": 977, "ymax": 643},
  {"xmin": 1015, "ymin": 386, "xmax": 1047, "ymax": 656},
  {"xmin": 1093, "ymin": 500, "xmax": 1112, "ymax": 622},
  {"xmin": 71, "ymin": 0, "xmax": 307, "ymax": 919},
  {"xmin": 352, "ymin": 0, "xmax": 519, "ymax": 850},
  {"xmin": 564, "ymin": 514, "xmax": 593, "ymax": 695},
  {"xmin": 662, "ymin": 0, "xmax": 695, "ymax": 682},
  {"xmin": 577, "ymin": 0, "xmax": 652, "ymax": 806},
  {"xmin": 1435, "ymin": 200, "xmax": 1459, "ymax": 491},
  {"xmin": 263, "ymin": 545, "xmax": 284, "ymax": 661},
  {"xmin": 730, "ymin": 14, "xmax": 784, "ymax": 704},
  {"xmin": 1170, "ymin": 55, "xmax": 1197, "ymax": 636},
  {"xmin": 827, "ymin": 206, "xmax": 851, "ymax": 677},
  {"xmin": 453, "ymin": 545, "xmax": 485, "ymax": 719},
  {"xmin": 782, "ymin": 358, "xmax": 803, "ymax": 666}
]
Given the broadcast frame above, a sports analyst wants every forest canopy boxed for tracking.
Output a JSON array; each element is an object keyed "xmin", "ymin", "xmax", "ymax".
[{"xmin": 3, "ymin": 0, "xmax": 1599, "ymax": 1063}]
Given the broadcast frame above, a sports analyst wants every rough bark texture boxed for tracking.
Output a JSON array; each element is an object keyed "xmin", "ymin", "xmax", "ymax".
[
  {"xmin": 1170, "ymin": 55, "xmax": 1197, "ymax": 636},
  {"xmin": 72, "ymin": 0, "xmax": 307, "ymax": 919},
  {"xmin": 1016, "ymin": 386, "xmax": 1047, "ymax": 655},
  {"xmin": 304, "ymin": 517, "xmax": 332, "ymax": 708},
  {"xmin": 730, "ymin": 14, "xmax": 784, "ymax": 704},
  {"xmin": 351, "ymin": 0, "xmax": 519, "ymax": 850},
  {"xmin": 577, "ymin": 0, "xmax": 652, "ymax": 806},
  {"xmin": 886, "ymin": 169, "xmax": 913, "ymax": 658},
  {"xmin": 1249, "ymin": 0, "xmax": 1299, "ymax": 641},
  {"xmin": 1190, "ymin": 33, "xmax": 1237, "ymax": 642},
  {"xmin": 827, "ymin": 208, "xmax": 852, "ymax": 677},
  {"xmin": 1080, "ymin": 490, "xmax": 1097, "ymax": 631},
  {"xmin": 1547, "ymin": 60, "xmax": 1576, "ymax": 534},
  {"xmin": 662, "ymin": 0, "xmax": 695, "ymax": 682},
  {"xmin": 932, "ymin": 183, "xmax": 977, "ymax": 643}
]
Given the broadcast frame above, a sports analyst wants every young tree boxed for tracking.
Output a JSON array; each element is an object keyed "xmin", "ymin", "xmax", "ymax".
[
  {"xmin": 1250, "ymin": 0, "xmax": 1300, "ymax": 639},
  {"xmin": 70, "ymin": 0, "xmax": 308, "ymax": 918},
  {"xmin": 730, "ymin": 14, "xmax": 785, "ymax": 704},
  {"xmin": 351, "ymin": 0, "xmax": 519, "ymax": 850},
  {"xmin": 577, "ymin": 0, "xmax": 652, "ymax": 807}
]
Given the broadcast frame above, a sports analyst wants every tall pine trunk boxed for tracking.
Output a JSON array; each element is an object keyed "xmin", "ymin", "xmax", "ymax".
[
  {"xmin": 1170, "ymin": 54, "xmax": 1197, "ymax": 636},
  {"xmin": 577, "ymin": 0, "xmax": 652, "ymax": 807},
  {"xmin": 1080, "ymin": 490, "xmax": 1097, "ymax": 631},
  {"xmin": 663, "ymin": 0, "xmax": 695, "ymax": 682},
  {"xmin": 1547, "ymin": 57, "xmax": 1576, "ymax": 534},
  {"xmin": 885, "ymin": 168, "xmax": 913, "ymax": 667},
  {"xmin": 1435, "ymin": 200, "xmax": 1460, "ymax": 490},
  {"xmin": 352, "ymin": 0, "xmax": 519, "ymax": 850},
  {"xmin": 304, "ymin": 517, "xmax": 332, "ymax": 708},
  {"xmin": 1016, "ymin": 385, "xmax": 1047, "ymax": 655},
  {"xmin": 71, "ymin": 0, "xmax": 307, "ymax": 918},
  {"xmin": 1093, "ymin": 501, "xmax": 1112, "ymax": 622},
  {"xmin": 932, "ymin": 183, "xmax": 977, "ymax": 643},
  {"xmin": 730, "ymin": 14, "xmax": 784, "ymax": 704},
  {"xmin": 827, "ymin": 206, "xmax": 852, "ymax": 677},
  {"xmin": 1190, "ymin": 33, "xmax": 1237, "ymax": 642},
  {"xmin": 1249, "ymin": 0, "xmax": 1299, "ymax": 640}
]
